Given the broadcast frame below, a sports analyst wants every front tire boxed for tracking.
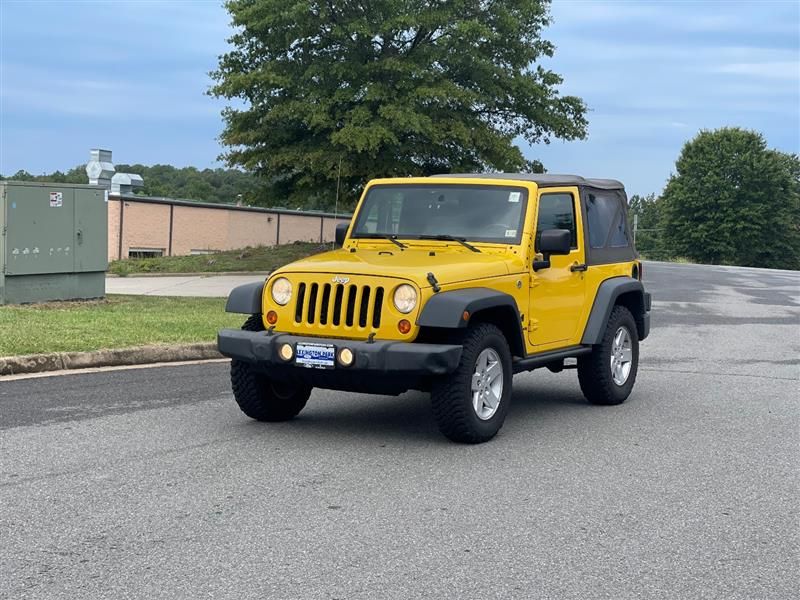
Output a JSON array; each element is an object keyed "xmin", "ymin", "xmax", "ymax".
[
  {"xmin": 577, "ymin": 305, "xmax": 639, "ymax": 405},
  {"xmin": 230, "ymin": 315, "xmax": 311, "ymax": 422},
  {"xmin": 431, "ymin": 323, "xmax": 513, "ymax": 444}
]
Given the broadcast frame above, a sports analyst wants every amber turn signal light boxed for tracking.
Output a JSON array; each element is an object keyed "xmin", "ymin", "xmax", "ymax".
[
  {"xmin": 398, "ymin": 319, "xmax": 411, "ymax": 334},
  {"xmin": 266, "ymin": 310, "xmax": 278, "ymax": 325}
]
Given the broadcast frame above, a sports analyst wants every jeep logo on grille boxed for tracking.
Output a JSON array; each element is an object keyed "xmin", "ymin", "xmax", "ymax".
[{"xmin": 332, "ymin": 276, "xmax": 350, "ymax": 285}]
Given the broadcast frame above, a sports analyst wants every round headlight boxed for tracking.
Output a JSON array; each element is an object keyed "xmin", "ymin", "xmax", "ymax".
[
  {"xmin": 393, "ymin": 284, "xmax": 417, "ymax": 314},
  {"xmin": 271, "ymin": 277, "xmax": 292, "ymax": 306}
]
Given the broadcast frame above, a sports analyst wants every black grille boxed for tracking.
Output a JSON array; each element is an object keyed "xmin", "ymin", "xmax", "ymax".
[{"xmin": 294, "ymin": 283, "xmax": 384, "ymax": 329}]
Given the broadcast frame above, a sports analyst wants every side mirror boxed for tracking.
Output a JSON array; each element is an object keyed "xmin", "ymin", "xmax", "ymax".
[
  {"xmin": 533, "ymin": 229, "xmax": 571, "ymax": 271},
  {"xmin": 539, "ymin": 229, "xmax": 571, "ymax": 255},
  {"xmin": 335, "ymin": 222, "xmax": 348, "ymax": 247}
]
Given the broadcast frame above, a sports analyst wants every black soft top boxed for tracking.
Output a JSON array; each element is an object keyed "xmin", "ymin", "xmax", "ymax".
[{"xmin": 431, "ymin": 173, "xmax": 625, "ymax": 191}]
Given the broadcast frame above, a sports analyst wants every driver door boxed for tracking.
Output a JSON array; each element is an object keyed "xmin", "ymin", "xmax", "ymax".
[{"xmin": 528, "ymin": 187, "xmax": 587, "ymax": 347}]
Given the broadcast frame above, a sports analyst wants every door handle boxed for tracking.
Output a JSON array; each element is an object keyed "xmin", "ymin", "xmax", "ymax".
[{"xmin": 570, "ymin": 262, "xmax": 587, "ymax": 272}]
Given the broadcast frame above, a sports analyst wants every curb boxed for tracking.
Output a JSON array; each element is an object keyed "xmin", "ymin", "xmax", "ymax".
[{"xmin": 0, "ymin": 343, "xmax": 224, "ymax": 377}]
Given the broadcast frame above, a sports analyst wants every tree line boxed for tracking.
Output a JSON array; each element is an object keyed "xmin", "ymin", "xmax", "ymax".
[
  {"xmin": 3, "ymin": 127, "xmax": 797, "ymax": 269},
  {"xmin": 0, "ymin": 164, "xmax": 265, "ymax": 206}
]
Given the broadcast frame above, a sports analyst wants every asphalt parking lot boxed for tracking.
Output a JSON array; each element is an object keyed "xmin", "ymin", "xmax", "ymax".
[{"xmin": 1, "ymin": 262, "xmax": 798, "ymax": 599}]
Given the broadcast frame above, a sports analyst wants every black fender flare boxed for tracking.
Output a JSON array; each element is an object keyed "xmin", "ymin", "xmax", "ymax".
[
  {"xmin": 581, "ymin": 277, "xmax": 649, "ymax": 344},
  {"xmin": 417, "ymin": 287, "xmax": 526, "ymax": 356},
  {"xmin": 225, "ymin": 281, "xmax": 265, "ymax": 314}
]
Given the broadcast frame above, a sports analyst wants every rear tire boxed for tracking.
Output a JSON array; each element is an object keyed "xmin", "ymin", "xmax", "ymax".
[
  {"xmin": 431, "ymin": 323, "xmax": 513, "ymax": 444},
  {"xmin": 578, "ymin": 305, "xmax": 639, "ymax": 405},
  {"xmin": 230, "ymin": 315, "xmax": 311, "ymax": 422}
]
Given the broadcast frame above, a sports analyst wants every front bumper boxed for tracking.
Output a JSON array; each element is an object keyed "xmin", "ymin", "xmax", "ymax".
[{"xmin": 217, "ymin": 329, "xmax": 462, "ymax": 376}]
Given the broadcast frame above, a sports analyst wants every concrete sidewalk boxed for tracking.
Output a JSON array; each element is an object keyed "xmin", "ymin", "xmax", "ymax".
[{"xmin": 106, "ymin": 274, "xmax": 265, "ymax": 298}]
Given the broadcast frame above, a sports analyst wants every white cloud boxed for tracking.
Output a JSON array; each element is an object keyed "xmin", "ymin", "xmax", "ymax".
[
  {"xmin": 715, "ymin": 61, "xmax": 800, "ymax": 80},
  {"xmin": 550, "ymin": 0, "xmax": 799, "ymax": 35},
  {"xmin": 550, "ymin": 1, "xmax": 669, "ymax": 24},
  {"xmin": 549, "ymin": 40, "xmax": 798, "ymax": 65},
  {"xmin": 0, "ymin": 64, "xmax": 222, "ymax": 119}
]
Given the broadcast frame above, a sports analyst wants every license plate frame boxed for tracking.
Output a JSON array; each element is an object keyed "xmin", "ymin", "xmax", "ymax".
[{"xmin": 295, "ymin": 342, "xmax": 336, "ymax": 369}]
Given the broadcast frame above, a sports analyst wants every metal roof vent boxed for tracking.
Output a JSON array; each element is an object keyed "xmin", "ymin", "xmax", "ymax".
[
  {"xmin": 85, "ymin": 148, "xmax": 115, "ymax": 188},
  {"xmin": 111, "ymin": 172, "xmax": 144, "ymax": 195}
]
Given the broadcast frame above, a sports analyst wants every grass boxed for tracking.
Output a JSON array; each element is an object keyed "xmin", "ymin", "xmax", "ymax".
[
  {"xmin": 109, "ymin": 242, "xmax": 327, "ymax": 276},
  {"xmin": 0, "ymin": 295, "xmax": 244, "ymax": 356}
]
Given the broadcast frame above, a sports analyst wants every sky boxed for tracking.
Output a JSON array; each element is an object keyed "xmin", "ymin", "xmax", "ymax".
[{"xmin": 0, "ymin": 0, "xmax": 798, "ymax": 198}]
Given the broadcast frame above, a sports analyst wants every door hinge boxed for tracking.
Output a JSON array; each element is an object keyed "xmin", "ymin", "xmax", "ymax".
[{"xmin": 528, "ymin": 318, "xmax": 539, "ymax": 332}]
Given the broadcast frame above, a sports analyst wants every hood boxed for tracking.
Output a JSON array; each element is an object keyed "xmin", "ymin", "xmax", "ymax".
[{"xmin": 276, "ymin": 245, "xmax": 521, "ymax": 288}]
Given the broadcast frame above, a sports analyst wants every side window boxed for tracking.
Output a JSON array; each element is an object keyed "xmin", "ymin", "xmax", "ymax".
[
  {"xmin": 536, "ymin": 193, "xmax": 577, "ymax": 252},
  {"xmin": 609, "ymin": 213, "xmax": 630, "ymax": 247},
  {"xmin": 585, "ymin": 192, "xmax": 629, "ymax": 249}
]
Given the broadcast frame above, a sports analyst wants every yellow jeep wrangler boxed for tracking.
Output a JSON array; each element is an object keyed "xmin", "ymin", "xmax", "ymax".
[{"xmin": 218, "ymin": 174, "xmax": 651, "ymax": 443}]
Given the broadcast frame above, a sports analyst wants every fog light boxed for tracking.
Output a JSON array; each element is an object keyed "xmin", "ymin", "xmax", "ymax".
[
  {"xmin": 337, "ymin": 347, "xmax": 354, "ymax": 367},
  {"xmin": 266, "ymin": 310, "xmax": 278, "ymax": 325},
  {"xmin": 398, "ymin": 319, "xmax": 411, "ymax": 334},
  {"xmin": 278, "ymin": 343, "xmax": 294, "ymax": 361}
]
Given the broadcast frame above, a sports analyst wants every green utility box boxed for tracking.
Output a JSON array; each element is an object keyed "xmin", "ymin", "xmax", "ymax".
[{"xmin": 0, "ymin": 182, "xmax": 107, "ymax": 304}]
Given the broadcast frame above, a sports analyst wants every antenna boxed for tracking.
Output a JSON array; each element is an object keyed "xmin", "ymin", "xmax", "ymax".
[{"xmin": 333, "ymin": 156, "xmax": 342, "ymax": 248}]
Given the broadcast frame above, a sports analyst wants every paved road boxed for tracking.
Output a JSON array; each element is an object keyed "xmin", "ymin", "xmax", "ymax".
[
  {"xmin": 106, "ymin": 274, "xmax": 265, "ymax": 297},
  {"xmin": 2, "ymin": 262, "xmax": 798, "ymax": 599}
]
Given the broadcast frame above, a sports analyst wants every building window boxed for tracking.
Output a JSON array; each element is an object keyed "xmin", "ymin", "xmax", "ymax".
[{"xmin": 128, "ymin": 248, "xmax": 164, "ymax": 259}]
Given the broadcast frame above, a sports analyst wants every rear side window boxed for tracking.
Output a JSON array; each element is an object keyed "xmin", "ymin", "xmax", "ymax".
[
  {"xmin": 536, "ymin": 193, "xmax": 577, "ymax": 252},
  {"xmin": 586, "ymin": 192, "xmax": 630, "ymax": 249}
]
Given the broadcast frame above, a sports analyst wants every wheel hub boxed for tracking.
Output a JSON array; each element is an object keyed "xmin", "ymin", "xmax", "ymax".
[
  {"xmin": 610, "ymin": 326, "xmax": 633, "ymax": 386},
  {"xmin": 471, "ymin": 348, "xmax": 504, "ymax": 420}
]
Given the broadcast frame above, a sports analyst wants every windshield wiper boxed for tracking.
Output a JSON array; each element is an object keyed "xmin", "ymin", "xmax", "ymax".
[
  {"xmin": 415, "ymin": 235, "xmax": 481, "ymax": 253},
  {"xmin": 356, "ymin": 233, "xmax": 407, "ymax": 249}
]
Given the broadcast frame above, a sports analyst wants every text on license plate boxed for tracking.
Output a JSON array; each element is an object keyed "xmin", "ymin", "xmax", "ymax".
[{"xmin": 295, "ymin": 343, "xmax": 335, "ymax": 369}]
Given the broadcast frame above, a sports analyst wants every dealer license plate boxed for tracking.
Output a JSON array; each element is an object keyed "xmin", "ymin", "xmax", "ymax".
[{"xmin": 295, "ymin": 343, "xmax": 335, "ymax": 369}]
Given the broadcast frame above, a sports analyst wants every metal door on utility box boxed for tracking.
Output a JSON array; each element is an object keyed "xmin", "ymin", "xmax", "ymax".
[
  {"xmin": 0, "ymin": 188, "xmax": 5, "ymax": 297},
  {"xmin": 74, "ymin": 187, "xmax": 108, "ymax": 272},
  {"xmin": 4, "ymin": 186, "xmax": 76, "ymax": 276}
]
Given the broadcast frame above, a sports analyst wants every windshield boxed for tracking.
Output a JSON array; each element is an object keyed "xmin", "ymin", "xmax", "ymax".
[{"xmin": 351, "ymin": 184, "xmax": 528, "ymax": 244}]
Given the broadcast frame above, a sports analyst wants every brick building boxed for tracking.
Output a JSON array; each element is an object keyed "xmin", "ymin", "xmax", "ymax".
[{"xmin": 108, "ymin": 194, "xmax": 351, "ymax": 261}]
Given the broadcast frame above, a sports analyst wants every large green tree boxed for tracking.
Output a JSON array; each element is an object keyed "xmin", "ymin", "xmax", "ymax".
[
  {"xmin": 661, "ymin": 128, "xmax": 800, "ymax": 270},
  {"xmin": 210, "ymin": 0, "xmax": 587, "ymax": 209}
]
